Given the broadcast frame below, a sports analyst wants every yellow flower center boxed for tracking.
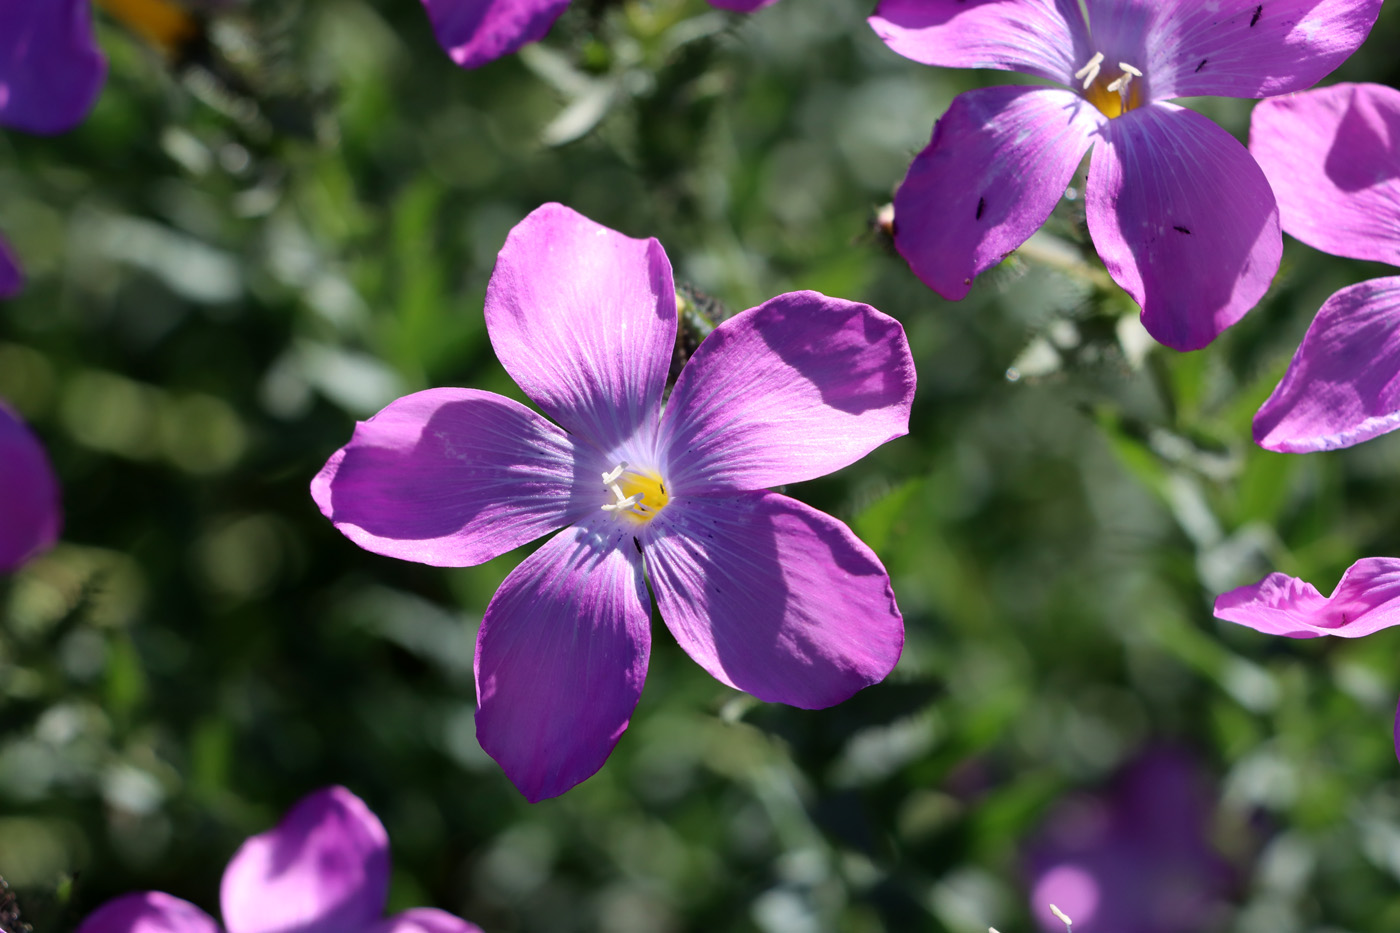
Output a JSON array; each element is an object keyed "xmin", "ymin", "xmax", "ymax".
[
  {"xmin": 600, "ymin": 462, "xmax": 670, "ymax": 524},
  {"xmin": 1074, "ymin": 53, "xmax": 1144, "ymax": 119}
]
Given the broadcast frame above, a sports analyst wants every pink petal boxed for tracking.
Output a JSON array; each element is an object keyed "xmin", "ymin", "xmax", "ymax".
[
  {"xmin": 0, "ymin": 0, "xmax": 106, "ymax": 135},
  {"xmin": 419, "ymin": 0, "xmax": 571, "ymax": 69},
  {"xmin": 485, "ymin": 203, "xmax": 675, "ymax": 458},
  {"xmin": 892, "ymin": 85, "xmax": 1101, "ymax": 301},
  {"xmin": 474, "ymin": 517, "xmax": 651, "ymax": 802},
  {"xmin": 1254, "ymin": 277, "xmax": 1400, "ymax": 452},
  {"xmin": 867, "ymin": 0, "xmax": 1086, "ymax": 85},
  {"xmin": 1086, "ymin": 102, "xmax": 1281, "ymax": 351},
  {"xmin": 644, "ymin": 492, "xmax": 903, "ymax": 709},
  {"xmin": 706, "ymin": 0, "xmax": 780, "ymax": 9},
  {"xmin": 0, "ymin": 234, "xmax": 22, "ymax": 298},
  {"xmin": 370, "ymin": 909, "xmax": 484, "ymax": 933},
  {"xmin": 658, "ymin": 291, "xmax": 915, "ymax": 494},
  {"xmin": 312, "ymin": 387, "xmax": 598, "ymax": 568},
  {"xmin": 76, "ymin": 893, "xmax": 220, "ymax": 933},
  {"xmin": 1142, "ymin": 0, "xmax": 1382, "ymax": 101},
  {"xmin": 1214, "ymin": 558, "xmax": 1400, "ymax": 639},
  {"xmin": 0, "ymin": 402, "xmax": 61, "ymax": 573},
  {"xmin": 220, "ymin": 786, "xmax": 390, "ymax": 933},
  {"xmin": 1250, "ymin": 83, "xmax": 1400, "ymax": 265}
]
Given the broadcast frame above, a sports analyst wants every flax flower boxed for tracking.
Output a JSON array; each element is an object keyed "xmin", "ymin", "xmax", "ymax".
[
  {"xmin": 1250, "ymin": 82, "xmax": 1400, "ymax": 452},
  {"xmin": 75, "ymin": 786, "xmax": 483, "ymax": 933},
  {"xmin": 0, "ymin": 402, "xmax": 60, "ymax": 573},
  {"xmin": 868, "ymin": 0, "xmax": 1381, "ymax": 351},
  {"xmin": 314, "ymin": 203, "xmax": 912, "ymax": 801},
  {"xmin": 419, "ymin": 0, "xmax": 778, "ymax": 70}
]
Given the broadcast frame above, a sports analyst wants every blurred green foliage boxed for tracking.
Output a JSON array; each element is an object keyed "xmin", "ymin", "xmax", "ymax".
[{"xmin": 4, "ymin": 1, "xmax": 1400, "ymax": 931}]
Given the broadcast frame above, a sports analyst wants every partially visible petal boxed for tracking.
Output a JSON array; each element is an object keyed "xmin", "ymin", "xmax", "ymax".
[
  {"xmin": 868, "ymin": 0, "xmax": 1087, "ymax": 85},
  {"xmin": 659, "ymin": 291, "xmax": 915, "ymax": 494},
  {"xmin": 220, "ymin": 786, "xmax": 390, "ymax": 933},
  {"xmin": 893, "ymin": 86, "xmax": 1101, "ymax": 301},
  {"xmin": 1214, "ymin": 558, "xmax": 1400, "ymax": 638},
  {"xmin": 0, "ymin": 234, "xmax": 22, "ymax": 298},
  {"xmin": 1250, "ymin": 83, "xmax": 1400, "ymax": 264},
  {"xmin": 1086, "ymin": 102, "xmax": 1280, "ymax": 351},
  {"xmin": 1254, "ymin": 278, "xmax": 1400, "ymax": 452},
  {"xmin": 420, "ymin": 0, "xmax": 570, "ymax": 69},
  {"xmin": 486, "ymin": 203, "xmax": 676, "ymax": 456},
  {"xmin": 312, "ymin": 387, "xmax": 600, "ymax": 568},
  {"xmin": 76, "ymin": 893, "xmax": 219, "ymax": 933},
  {"xmin": 371, "ymin": 909, "xmax": 485, "ymax": 933},
  {"xmin": 644, "ymin": 492, "xmax": 902, "ymax": 710},
  {"xmin": 475, "ymin": 516, "xmax": 650, "ymax": 802},
  {"xmin": 0, "ymin": 0, "xmax": 106, "ymax": 134},
  {"xmin": 706, "ymin": 0, "xmax": 780, "ymax": 9},
  {"xmin": 1143, "ymin": 0, "xmax": 1382, "ymax": 100},
  {"xmin": 0, "ymin": 402, "xmax": 61, "ymax": 573}
]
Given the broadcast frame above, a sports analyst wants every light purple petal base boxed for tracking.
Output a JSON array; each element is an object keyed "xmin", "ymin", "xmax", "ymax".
[
  {"xmin": 474, "ymin": 517, "xmax": 651, "ymax": 802},
  {"xmin": 1214, "ymin": 558, "xmax": 1400, "ymax": 639},
  {"xmin": 220, "ymin": 786, "xmax": 390, "ymax": 933},
  {"xmin": 1254, "ymin": 277, "xmax": 1400, "ymax": 453},
  {"xmin": 644, "ymin": 491, "xmax": 903, "ymax": 709}
]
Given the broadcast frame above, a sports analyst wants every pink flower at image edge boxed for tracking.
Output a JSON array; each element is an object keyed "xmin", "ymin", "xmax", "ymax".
[
  {"xmin": 867, "ymin": 0, "xmax": 1382, "ymax": 351},
  {"xmin": 75, "ymin": 786, "xmax": 484, "ymax": 933},
  {"xmin": 314, "ymin": 203, "xmax": 913, "ymax": 801},
  {"xmin": 0, "ymin": 402, "xmax": 60, "ymax": 572}
]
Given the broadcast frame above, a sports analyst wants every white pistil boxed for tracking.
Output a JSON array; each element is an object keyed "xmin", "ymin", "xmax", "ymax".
[
  {"xmin": 600, "ymin": 461, "xmax": 645, "ymax": 513},
  {"xmin": 1049, "ymin": 904, "xmax": 1074, "ymax": 932},
  {"xmin": 1105, "ymin": 61, "xmax": 1142, "ymax": 94},
  {"xmin": 1073, "ymin": 51, "xmax": 1104, "ymax": 89}
]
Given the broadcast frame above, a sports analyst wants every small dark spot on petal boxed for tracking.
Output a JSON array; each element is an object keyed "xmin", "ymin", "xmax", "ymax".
[
  {"xmin": 1174, "ymin": 225, "xmax": 1192, "ymax": 235},
  {"xmin": 633, "ymin": 536, "xmax": 642, "ymax": 554},
  {"xmin": 1250, "ymin": 4, "xmax": 1262, "ymax": 26},
  {"xmin": 1195, "ymin": 58, "xmax": 1207, "ymax": 73},
  {"xmin": 976, "ymin": 196, "xmax": 986, "ymax": 220}
]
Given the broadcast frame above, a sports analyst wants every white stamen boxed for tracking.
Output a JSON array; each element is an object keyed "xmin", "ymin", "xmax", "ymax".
[
  {"xmin": 1050, "ymin": 904, "xmax": 1073, "ymax": 932},
  {"xmin": 601, "ymin": 492, "xmax": 643, "ymax": 512},
  {"xmin": 1119, "ymin": 62, "xmax": 1143, "ymax": 76},
  {"xmin": 601, "ymin": 461, "xmax": 629, "ymax": 485},
  {"xmin": 1105, "ymin": 61, "xmax": 1142, "ymax": 94},
  {"xmin": 1073, "ymin": 51, "xmax": 1104, "ymax": 89}
]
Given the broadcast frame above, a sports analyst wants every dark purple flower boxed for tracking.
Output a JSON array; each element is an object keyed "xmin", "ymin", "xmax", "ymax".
[
  {"xmin": 313, "ymin": 203, "xmax": 912, "ymax": 801},
  {"xmin": 0, "ymin": 235, "xmax": 21, "ymax": 299},
  {"xmin": 75, "ymin": 786, "xmax": 484, "ymax": 933},
  {"xmin": 0, "ymin": 0, "xmax": 106, "ymax": 135},
  {"xmin": 0, "ymin": 401, "xmax": 60, "ymax": 573},
  {"xmin": 868, "ymin": 0, "xmax": 1382, "ymax": 351},
  {"xmin": 420, "ymin": 0, "xmax": 779, "ymax": 70},
  {"xmin": 1249, "ymin": 82, "xmax": 1400, "ymax": 452},
  {"xmin": 1026, "ymin": 746, "xmax": 1232, "ymax": 933}
]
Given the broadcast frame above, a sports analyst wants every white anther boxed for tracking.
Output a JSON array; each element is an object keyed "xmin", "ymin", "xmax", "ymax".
[
  {"xmin": 1106, "ymin": 61, "xmax": 1142, "ymax": 94},
  {"xmin": 1119, "ymin": 62, "xmax": 1142, "ymax": 76},
  {"xmin": 1073, "ymin": 51, "xmax": 1104, "ymax": 89},
  {"xmin": 601, "ymin": 461, "xmax": 629, "ymax": 485},
  {"xmin": 1050, "ymin": 904, "xmax": 1073, "ymax": 932},
  {"xmin": 602, "ymin": 492, "xmax": 643, "ymax": 512}
]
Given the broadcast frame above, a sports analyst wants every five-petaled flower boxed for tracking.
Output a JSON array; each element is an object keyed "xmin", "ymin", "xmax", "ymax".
[
  {"xmin": 313, "ymin": 203, "xmax": 913, "ymax": 801},
  {"xmin": 1249, "ymin": 82, "xmax": 1400, "ymax": 452},
  {"xmin": 0, "ymin": 401, "xmax": 61, "ymax": 573},
  {"xmin": 75, "ymin": 786, "xmax": 484, "ymax": 933},
  {"xmin": 868, "ymin": 0, "xmax": 1382, "ymax": 351},
  {"xmin": 1215, "ymin": 558, "xmax": 1400, "ymax": 760},
  {"xmin": 418, "ymin": 0, "xmax": 778, "ymax": 70}
]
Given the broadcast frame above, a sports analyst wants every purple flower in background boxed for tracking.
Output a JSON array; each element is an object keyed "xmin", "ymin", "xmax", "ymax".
[
  {"xmin": 868, "ymin": 0, "xmax": 1382, "ymax": 352},
  {"xmin": 1026, "ymin": 746, "xmax": 1232, "ymax": 933},
  {"xmin": 1250, "ymin": 83, "xmax": 1400, "ymax": 452},
  {"xmin": 314, "ymin": 203, "xmax": 912, "ymax": 801},
  {"xmin": 75, "ymin": 786, "xmax": 484, "ymax": 933},
  {"xmin": 419, "ymin": 0, "xmax": 779, "ymax": 70},
  {"xmin": 0, "ymin": 402, "xmax": 60, "ymax": 573},
  {"xmin": 0, "ymin": 0, "xmax": 106, "ymax": 135},
  {"xmin": 0, "ymin": 236, "xmax": 21, "ymax": 299},
  {"xmin": 1216, "ymin": 559, "xmax": 1400, "ymax": 760}
]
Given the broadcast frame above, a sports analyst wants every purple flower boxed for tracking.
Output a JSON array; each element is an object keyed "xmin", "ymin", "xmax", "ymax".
[
  {"xmin": 1025, "ymin": 746, "xmax": 1232, "ymax": 933},
  {"xmin": 419, "ymin": 0, "xmax": 779, "ymax": 70},
  {"xmin": 313, "ymin": 203, "xmax": 912, "ymax": 801},
  {"xmin": 1249, "ymin": 82, "xmax": 1400, "ymax": 452},
  {"xmin": 0, "ymin": 401, "xmax": 60, "ymax": 573},
  {"xmin": 75, "ymin": 786, "xmax": 484, "ymax": 933},
  {"xmin": 0, "ymin": 235, "xmax": 21, "ymax": 299},
  {"xmin": 0, "ymin": 0, "xmax": 106, "ymax": 135},
  {"xmin": 868, "ymin": 0, "xmax": 1382, "ymax": 352}
]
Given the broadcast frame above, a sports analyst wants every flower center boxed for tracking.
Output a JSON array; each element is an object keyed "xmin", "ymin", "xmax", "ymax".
[
  {"xmin": 600, "ymin": 461, "xmax": 669, "ymax": 523},
  {"xmin": 1074, "ymin": 52, "xmax": 1143, "ymax": 119}
]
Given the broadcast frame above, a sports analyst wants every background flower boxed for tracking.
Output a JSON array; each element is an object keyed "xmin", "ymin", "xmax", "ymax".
[
  {"xmin": 314, "ymin": 203, "xmax": 913, "ymax": 800},
  {"xmin": 0, "ymin": 401, "xmax": 60, "ymax": 572},
  {"xmin": 75, "ymin": 786, "xmax": 483, "ymax": 933},
  {"xmin": 868, "ymin": 0, "xmax": 1381, "ymax": 351}
]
